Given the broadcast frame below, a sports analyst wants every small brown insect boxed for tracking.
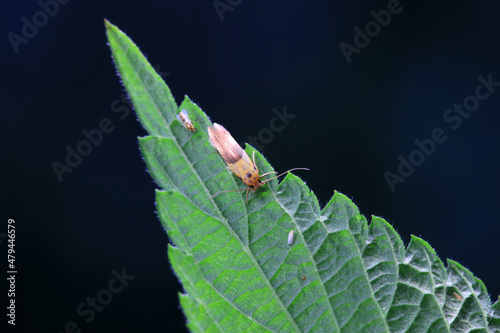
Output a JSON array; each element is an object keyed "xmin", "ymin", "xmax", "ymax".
[
  {"xmin": 208, "ymin": 123, "xmax": 308, "ymax": 202},
  {"xmin": 453, "ymin": 292, "xmax": 463, "ymax": 300},
  {"xmin": 177, "ymin": 109, "xmax": 196, "ymax": 132},
  {"xmin": 301, "ymin": 276, "xmax": 306, "ymax": 280}
]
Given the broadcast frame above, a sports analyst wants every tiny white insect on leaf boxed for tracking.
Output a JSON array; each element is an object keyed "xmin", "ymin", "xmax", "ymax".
[{"xmin": 288, "ymin": 230, "xmax": 294, "ymax": 245}]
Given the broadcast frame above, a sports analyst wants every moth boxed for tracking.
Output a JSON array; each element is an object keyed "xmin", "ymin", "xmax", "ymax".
[
  {"xmin": 176, "ymin": 109, "xmax": 196, "ymax": 132},
  {"xmin": 208, "ymin": 123, "xmax": 308, "ymax": 202}
]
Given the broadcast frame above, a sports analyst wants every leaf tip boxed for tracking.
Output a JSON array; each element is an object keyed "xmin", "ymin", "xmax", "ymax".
[{"xmin": 104, "ymin": 18, "xmax": 113, "ymax": 29}]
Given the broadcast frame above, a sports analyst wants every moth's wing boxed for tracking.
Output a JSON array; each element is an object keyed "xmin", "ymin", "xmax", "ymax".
[
  {"xmin": 176, "ymin": 113, "xmax": 183, "ymax": 124},
  {"xmin": 180, "ymin": 109, "xmax": 189, "ymax": 119},
  {"xmin": 208, "ymin": 123, "xmax": 245, "ymax": 164},
  {"xmin": 208, "ymin": 123, "xmax": 259, "ymax": 186}
]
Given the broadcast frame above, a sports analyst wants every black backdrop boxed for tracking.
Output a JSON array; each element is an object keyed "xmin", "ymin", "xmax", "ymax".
[{"xmin": 2, "ymin": 0, "xmax": 500, "ymax": 332}]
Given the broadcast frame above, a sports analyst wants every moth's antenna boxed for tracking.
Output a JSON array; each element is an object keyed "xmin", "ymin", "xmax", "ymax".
[{"xmin": 261, "ymin": 168, "xmax": 310, "ymax": 183}]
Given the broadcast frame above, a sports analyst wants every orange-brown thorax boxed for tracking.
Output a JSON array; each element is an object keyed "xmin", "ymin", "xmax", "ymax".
[{"xmin": 226, "ymin": 150, "xmax": 261, "ymax": 187}]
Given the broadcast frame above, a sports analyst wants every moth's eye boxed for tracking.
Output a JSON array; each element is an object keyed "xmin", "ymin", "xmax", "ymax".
[{"xmin": 246, "ymin": 172, "xmax": 253, "ymax": 179}]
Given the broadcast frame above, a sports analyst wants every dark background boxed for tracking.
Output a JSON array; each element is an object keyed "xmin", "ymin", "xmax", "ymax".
[{"xmin": 2, "ymin": 0, "xmax": 499, "ymax": 332}]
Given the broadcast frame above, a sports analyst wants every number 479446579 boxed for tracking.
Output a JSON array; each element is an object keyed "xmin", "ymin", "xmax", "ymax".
[{"xmin": 7, "ymin": 219, "xmax": 15, "ymax": 270}]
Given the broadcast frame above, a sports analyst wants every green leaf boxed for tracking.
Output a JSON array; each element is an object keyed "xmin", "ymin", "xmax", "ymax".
[{"xmin": 105, "ymin": 20, "xmax": 500, "ymax": 333}]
